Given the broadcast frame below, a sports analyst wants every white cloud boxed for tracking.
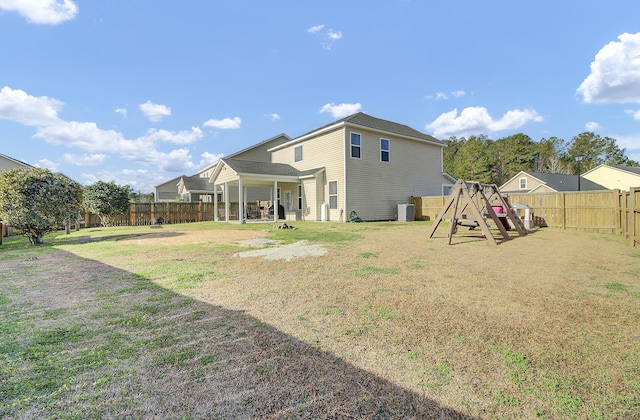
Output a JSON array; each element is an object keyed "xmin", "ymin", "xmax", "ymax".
[
  {"xmin": 266, "ymin": 113, "xmax": 281, "ymax": 121},
  {"xmin": 61, "ymin": 153, "xmax": 109, "ymax": 166},
  {"xmin": 585, "ymin": 121, "xmax": 601, "ymax": 131},
  {"xmin": 577, "ymin": 32, "xmax": 640, "ymax": 104},
  {"xmin": 0, "ymin": 86, "xmax": 224, "ymax": 191},
  {"xmin": 0, "ymin": 86, "xmax": 63, "ymax": 125},
  {"xmin": 0, "ymin": 0, "xmax": 78, "ymax": 25},
  {"xmin": 307, "ymin": 24, "xmax": 343, "ymax": 50},
  {"xmin": 203, "ymin": 116, "xmax": 241, "ymax": 130},
  {"xmin": 625, "ymin": 109, "xmax": 640, "ymax": 120},
  {"xmin": 426, "ymin": 90, "xmax": 466, "ymax": 100},
  {"xmin": 34, "ymin": 158, "xmax": 58, "ymax": 171},
  {"xmin": 327, "ymin": 30, "xmax": 342, "ymax": 40},
  {"xmin": 199, "ymin": 152, "xmax": 224, "ymax": 167},
  {"xmin": 425, "ymin": 106, "xmax": 542, "ymax": 138},
  {"xmin": 307, "ymin": 24, "xmax": 324, "ymax": 33},
  {"xmin": 115, "ymin": 107, "xmax": 127, "ymax": 118},
  {"xmin": 319, "ymin": 102, "xmax": 362, "ymax": 119},
  {"xmin": 80, "ymin": 168, "xmax": 158, "ymax": 191},
  {"xmin": 141, "ymin": 127, "xmax": 203, "ymax": 145},
  {"xmin": 139, "ymin": 101, "xmax": 171, "ymax": 122}
]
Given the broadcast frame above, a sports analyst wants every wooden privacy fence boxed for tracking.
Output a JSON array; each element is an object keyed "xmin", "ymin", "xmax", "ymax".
[
  {"xmin": 411, "ymin": 188, "xmax": 639, "ymax": 247},
  {"xmin": 83, "ymin": 202, "xmax": 215, "ymax": 228}
]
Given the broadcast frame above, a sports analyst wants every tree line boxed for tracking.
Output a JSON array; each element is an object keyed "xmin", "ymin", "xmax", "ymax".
[{"xmin": 443, "ymin": 132, "xmax": 639, "ymax": 186}]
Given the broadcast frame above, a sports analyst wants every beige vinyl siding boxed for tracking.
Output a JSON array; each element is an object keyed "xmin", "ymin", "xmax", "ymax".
[
  {"xmin": 531, "ymin": 184, "xmax": 556, "ymax": 193},
  {"xmin": 583, "ymin": 167, "xmax": 640, "ymax": 191},
  {"xmin": 0, "ymin": 157, "xmax": 28, "ymax": 171},
  {"xmin": 215, "ymin": 166, "xmax": 239, "ymax": 184},
  {"xmin": 232, "ymin": 147, "xmax": 271, "ymax": 162},
  {"xmin": 345, "ymin": 128, "xmax": 444, "ymax": 220},
  {"xmin": 501, "ymin": 174, "xmax": 545, "ymax": 193},
  {"xmin": 272, "ymin": 127, "xmax": 345, "ymax": 221}
]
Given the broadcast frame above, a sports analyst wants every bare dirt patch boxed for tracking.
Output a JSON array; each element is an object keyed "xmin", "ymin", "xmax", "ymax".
[{"xmin": 116, "ymin": 227, "xmax": 269, "ymax": 246}]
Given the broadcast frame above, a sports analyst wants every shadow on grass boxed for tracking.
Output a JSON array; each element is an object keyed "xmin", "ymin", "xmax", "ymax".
[{"xmin": 0, "ymin": 247, "xmax": 473, "ymax": 419}]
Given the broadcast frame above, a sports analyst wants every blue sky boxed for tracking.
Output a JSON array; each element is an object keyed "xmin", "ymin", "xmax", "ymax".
[{"xmin": 1, "ymin": 1, "xmax": 640, "ymax": 192}]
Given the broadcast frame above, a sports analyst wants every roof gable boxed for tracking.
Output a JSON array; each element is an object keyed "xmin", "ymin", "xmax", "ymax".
[
  {"xmin": 270, "ymin": 112, "xmax": 443, "ymax": 152},
  {"xmin": 502, "ymin": 171, "xmax": 608, "ymax": 192},
  {"xmin": 182, "ymin": 175, "xmax": 213, "ymax": 192},
  {"xmin": 0, "ymin": 153, "xmax": 32, "ymax": 169}
]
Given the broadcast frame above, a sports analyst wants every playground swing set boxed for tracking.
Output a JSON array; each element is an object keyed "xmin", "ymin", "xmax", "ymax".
[{"xmin": 427, "ymin": 179, "xmax": 528, "ymax": 245}]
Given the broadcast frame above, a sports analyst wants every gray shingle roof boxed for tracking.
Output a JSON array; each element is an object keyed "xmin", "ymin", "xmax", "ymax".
[
  {"xmin": 341, "ymin": 113, "xmax": 442, "ymax": 144},
  {"xmin": 222, "ymin": 158, "xmax": 324, "ymax": 178},
  {"xmin": 614, "ymin": 165, "xmax": 640, "ymax": 175},
  {"xmin": 294, "ymin": 112, "xmax": 442, "ymax": 144},
  {"xmin": 183, "ymin": 175, "xmax": 213, "ymax": 192},
  {"xmin": 528, "ymin": 172, "xmax": 607, "ymax": 191}
]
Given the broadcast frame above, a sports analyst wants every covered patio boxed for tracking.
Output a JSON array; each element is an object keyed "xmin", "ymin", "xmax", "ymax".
[{"xmin": 210, "ymin": 158, "xmax": 324, "ymax": 223}]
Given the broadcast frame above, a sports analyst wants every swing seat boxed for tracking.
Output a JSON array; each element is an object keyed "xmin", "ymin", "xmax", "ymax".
[{"xmin": 457, "ymin": 219, "xmax": 479, "ymax": 229}]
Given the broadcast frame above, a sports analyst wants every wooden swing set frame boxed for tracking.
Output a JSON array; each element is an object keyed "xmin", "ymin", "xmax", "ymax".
[{"xmin": 427, "ymin": 179, "xmax": 528, "ymax": 245}]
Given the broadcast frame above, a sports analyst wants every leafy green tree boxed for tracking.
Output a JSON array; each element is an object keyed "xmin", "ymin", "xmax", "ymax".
[
  {"xmin": 533, "ymin": 137, "xmax": 570, "ymax": 173},
  {"xmin": 0, "ymin": 168, "xmax": 83, "ymax": 245},
  {"xmin": 83, "ymin": 181, "xmax": 131, "ymax": 227},
  {"xmin": 566, "ymin": 132, "xmax": 638, "ymax": 173},
  {"xmin": 129, "ymin": 190, "xmax": 154, "ymax": 203},
  {"xmin": 490, "ymin": 133, "xmax": 537, "ymax": 185},
  {"xmin": 456, "ymin": 135, "xmax": 493, "ymax": 183},
  {"xmin": 442, "ymin": 137, "xmax": 462, "ymax": 178}
]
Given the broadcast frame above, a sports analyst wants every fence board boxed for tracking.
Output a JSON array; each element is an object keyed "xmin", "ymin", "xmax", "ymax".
[
  {"xmin": 413, "ymin": 188, "xmax": 639, "ymax": 247},
  {"xmin": 83, "ymin": 202, "xmax": 215, "ymax": 228}
]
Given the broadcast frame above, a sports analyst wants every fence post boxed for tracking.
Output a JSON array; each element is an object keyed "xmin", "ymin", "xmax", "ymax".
[
  {"xmin": 198, "ymin": 202, "xmax": 203, "ymax": 222},
  {"xmin": 631, "ymin": 188, "xmax": 637, "ymax": 247},
  {"xmin": 561, "ymin": 192, "xmax": 566, "ymax": 230}
]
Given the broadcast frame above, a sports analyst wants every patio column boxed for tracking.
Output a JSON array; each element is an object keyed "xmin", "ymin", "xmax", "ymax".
[
  {"xmin": 213, "ymin": 185, "xmax": 218, "ymax": 221},
  {"xmin": 238, "ymin": 177, "xmax": 244, "ymax": 223},
  {"xmin": 300, "ymin": 180, "xmax": 305, "ymax": 221},
  {"xmin": 224, "ymin": 182, "xmax": 229, "ymax": 222},
  {"xmin": 273, "ymin": 180, "xmax": 278, "ymax": 222}
]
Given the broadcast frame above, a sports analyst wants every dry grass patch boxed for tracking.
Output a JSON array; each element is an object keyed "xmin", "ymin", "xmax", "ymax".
[{"xmin": 1, "ymin": 221, "xmax": 639, "ymax": 418}]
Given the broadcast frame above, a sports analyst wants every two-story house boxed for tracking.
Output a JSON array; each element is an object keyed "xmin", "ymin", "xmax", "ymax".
[{"xmin": 210, "ymin": 112, "xmax": 452, "ymax": 222}]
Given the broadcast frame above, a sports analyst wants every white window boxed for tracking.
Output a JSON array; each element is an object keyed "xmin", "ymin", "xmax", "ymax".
[
  {"xmin": 380, "ymin": 138, "xmax": 390, "ymax": 162},
  {"xmin": 294, "ymin": 145, "xmax": 303, "ymax": 162},
  {"xmin": 350, "ymin": 132, "xmax": 361, "ymax": 159},
  {"xmin": 519, "ymin": 178, "xmax": 527, "ymax": 189},
  {"xmin": 298, "ymin": 185, "xmax": 303, "ymax": 210},
  {"xmin": 329, "ymin": 180, "xmax": 338, "ymax": 209}
]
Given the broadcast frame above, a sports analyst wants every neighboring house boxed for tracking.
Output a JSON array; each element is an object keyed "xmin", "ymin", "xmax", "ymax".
[
  {"xmin": 210, "ymin": 112, "xmax": 450, "ymax": 222},
  {"xmin": 500, "ymin": 170, "xmax": 608, "ymax": 193},
  {"xmin": 177, "ymin": 175, "xmax": 215, "ymax": 202},
  {"xmin": 153, "ymin": 134, "xmax": 291, "ymax": 202},
  {"xmin": 154, "ymin": 175, "xmax": 184, "ymax": 202},
  {"xmin": 0, "ymin": 153, "xmax": 31, "ymax": 171},
  {"xmin": 582, "ymin": 164, "xmax": 640, "ymax": 191}
]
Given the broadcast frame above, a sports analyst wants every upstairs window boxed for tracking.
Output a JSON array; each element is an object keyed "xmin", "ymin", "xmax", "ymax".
[
  {"xmin": 350, "ymin": 132, "xmax": 361, "ymax": 159},
  {"xmin": 380, "ymin": 138, "xmax": 390, "ymax": 162},
  {"xmin": 519, "ymin": 178, "xmax": 527, "ymax": 189},
  {"xmin": 294, "ymin": 145, "xmax": 303, "ymax": 162}
]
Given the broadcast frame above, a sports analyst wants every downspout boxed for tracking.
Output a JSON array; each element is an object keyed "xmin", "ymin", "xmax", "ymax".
[{"xmin": 342, "ymin": 126, "xmax": 347, "ymax": 222}]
